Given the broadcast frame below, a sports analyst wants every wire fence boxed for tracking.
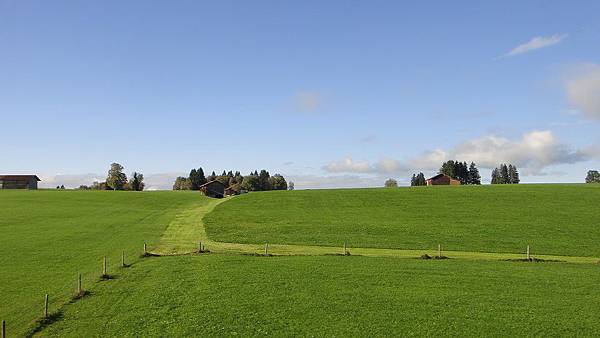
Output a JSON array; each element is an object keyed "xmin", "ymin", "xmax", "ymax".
[{"xmin": 2, "ymin": 242, "xmax": 157, "ymax": 338}]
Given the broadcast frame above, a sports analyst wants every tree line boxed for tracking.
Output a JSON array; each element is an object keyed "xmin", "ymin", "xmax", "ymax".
[
  {"xmin": 491, "ymin": 164, "xmax": 520, "ymax": 184},
  {"xmin": 438, "ymin": 160, "xmax": 481, "ymax": 185},
  {"xmin": 78, "ymin": 163, "xmax": 145, "ymax": 191},
  {"xmin": 173, "ymin": 167, "xmax": 291, "ymax": 192},
  {"xmin": 407, "ymin": 161, "xmax": 482, "ymax": 186}
]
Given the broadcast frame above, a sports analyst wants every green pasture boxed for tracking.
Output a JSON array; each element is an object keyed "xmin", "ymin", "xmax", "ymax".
[
  {"xmin": 0, "ymin": 190, "xmax": 208, "ymax": 336},
  {"xmin": 2, "ymin": 185, "xmax": 600, "ymax": 336},
  {"xmin": 40, "ymin": 255, "xmax": 600, "ymax": 337},
  {"xmin": 205, "ymin": 184, "xmax": 600, "ymax": 257}
]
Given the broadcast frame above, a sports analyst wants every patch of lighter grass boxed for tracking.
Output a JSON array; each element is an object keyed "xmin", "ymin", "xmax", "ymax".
[
  {"xmin": 151, "ymin": 196, "xmax": 599, "ymax": 265},
  {"xmin": 153, "ymin": 198, "xmax": 227, "ymax": 254}
]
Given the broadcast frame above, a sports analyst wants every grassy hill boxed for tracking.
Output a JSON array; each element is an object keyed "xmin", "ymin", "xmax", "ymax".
[
  {"xmin": 3, "ymin": 186, "xmax": 600, "ymax": 336},
  {"xmin": 37, "ymin": 255, "xmax": 600, "ymax": 337},
  {"xmin": 204, "ymin": 184, "xmax": 600, "ymax": 257},
  {"xmin": 0, "ymin": 190, "xmax": 208, "ymax": 336}
]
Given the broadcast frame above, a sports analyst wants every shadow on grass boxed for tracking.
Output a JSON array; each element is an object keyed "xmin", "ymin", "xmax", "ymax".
[
  {"xmin": 504, "ymin": 257, "xmax": 565, "ymax": 263},
  {"xmin": 100, "ymin": 274, "xmax": 117, "ymax": 281},
  {"xmin": 419, "ymin": 254, "xmax": 449, "ymax": 260},
  {"xmin": 25, "ymin": 311, "xmax": 64, "ymax": 337},
  {"xmin": 70, "ymin": 290, "xmax": 92, "ymax": 303}
]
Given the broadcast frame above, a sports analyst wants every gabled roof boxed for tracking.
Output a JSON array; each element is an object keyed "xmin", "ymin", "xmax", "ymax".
[
  {"xmin": 0, "ymin": 175, "xmax": 41, "ymax": 181},
  {"xmin": 198, "ymin": 180, "xmax": 225, "ymax": 188},
  {"xmin": 427, "ymin": 174, "xmax": 460, "ymax": 182}
]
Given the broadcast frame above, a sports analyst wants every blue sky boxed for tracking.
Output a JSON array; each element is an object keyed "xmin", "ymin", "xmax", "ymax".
[{"xmin": 1, "ymin": 1, "xmax": 599, "ymax": 189}]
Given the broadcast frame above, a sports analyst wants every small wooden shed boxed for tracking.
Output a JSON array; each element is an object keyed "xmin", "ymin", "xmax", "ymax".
[
  {"xmin": 426, "ymin": 174, "xmax": 460, "ymax": 186},
  {"xmin": 198, "ymin": 180, "xmax": 225, "ymax": 198},
  {"xmin": 0, "ymin": 175, "xmax": 41, "ymax": 189},
  {"xmin": 224, "ymin": 184, "xmax": 241, "ymax": 197}
]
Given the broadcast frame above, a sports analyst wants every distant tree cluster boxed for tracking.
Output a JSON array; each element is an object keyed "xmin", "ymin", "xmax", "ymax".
[
  {"xmin": 438, "ymin": 160, "xmax": 481, "ymax": 185},
  {"xmin": 173, "ymin": 167, "xmax": 288, "ymax": 192},
  {"xmin": 384, "ymin": 178, "xmax": 398, "ymax": 188},
  {"xmin": 491, "ymin": 164, "xmax": 519, "ymax": 184},
  {"xmin": 77, "ymin": 163, "xmax": 145, "ymax": 191},
  {"xmin": 410, "ymin": 172, "xmax": 427, "ymax": 186},
  {"xmin": 586, "ymin": 170, "xmax": 600, "ymax": 183}
]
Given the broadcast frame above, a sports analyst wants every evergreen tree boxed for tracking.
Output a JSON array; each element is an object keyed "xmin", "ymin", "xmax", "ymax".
[
  {"xmin": 439, "ymin": 160, "xmax": 456, "ymax": 178},
  {"xmin": 411, "ymin": 172, "xmax": 427, "ymax": 186},
  {"xmin": 508, "ymin": 164, "xmax": 520, "ymax": 184},
  {"xmin": 258, "ymin": 170, "xmax": 271, "ymax": 191},
  {"xmin": 234, "ymin": 171, "xmax": 243, "ymax": 184},
  {"xmin": 500, "ymin": 164, "xmax": 509, "ymax": 184},
  {"xmin": 468, "ymin": 162, "xmax": 481, "ymax": 185},
  {"xmin": 491, "ymin": 168, "xmax": 499, "ymax": 184},
  {"xmin": 189, "ymin": 169, "xmax": 198, "ymax": 190},
  {"xmin": 189, "ymin": 168, "xmax": 207, "ymax": 190},
  {"xmin": 418, "ymin": 172, "xmax": 427, "ymax": 186},
  {"xmin": 197, "ymin": 168, "xmax": 207, "ymax": 186},
  {"xmin": 130, "ymin": 172, "xmax": 145, "ymax": 191}
]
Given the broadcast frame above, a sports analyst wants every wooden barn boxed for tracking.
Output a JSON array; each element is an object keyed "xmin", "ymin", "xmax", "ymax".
[
  {"xmin": 426, "ymin": 174, "xmax": 460, "ymax": 186},
  {"xmin": 224, "ymin": 184, "xmax": 241, "ymax": 197},
  {"xmin": 0, "ymin": 175, "xmax": 41, "ymax": 189},
  {"xmin": 198, "ymin": 180, "xmax": 225, "ymax": 198}
]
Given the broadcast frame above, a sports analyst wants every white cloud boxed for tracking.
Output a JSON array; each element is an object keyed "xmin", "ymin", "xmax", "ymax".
[
  {"xmin": 411, "ymin": 130, "xmax": 583, "ymax": 175},
  {"xmin": 324, "ymin": 130, "xmax": 586, "ymax": 177},
  {"xmin": 323, "ymin": 157, "xmax": 404, "ymax": 174},
  {"xmin": 38, "ymin": 172, "xmax": 185, "ymax": 190},
  {"xmin": 286, "ymin": 174, "xmax": 385, "ymax": 190},
  {"xmin": 504, "ymin": 34, "xmax": 568, "ymax": 57},
  {"xmin": 39, "ymin": 173, "xmax": 104, "ymax": 189},
  {"xmin": 565, "ymin": 63, "xmax": 600, "ymax": 120}
]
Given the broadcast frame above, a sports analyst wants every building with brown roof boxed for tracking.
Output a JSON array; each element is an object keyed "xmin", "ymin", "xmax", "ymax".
[
  {"xmin": 426, "ymin": 174, "xmax": 460, "ymax": 186},
  {"xmin": 0, "ymin": 175, "xmax": 41, "ymax": 189},
  {"xmin": 198, "ymin": 180, "xmax": 225, "ymax": 198}
]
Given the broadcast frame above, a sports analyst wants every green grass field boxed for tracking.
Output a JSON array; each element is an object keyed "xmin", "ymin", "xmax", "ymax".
[
  {"xmin": 37, "ymin": 256, "xmax": 600, "ymax": 337},
  {"xmin": 0, "ymin": 190, "xmax": 208, "ymax": 336},
  {"xmin": 205, "ymin": 184, "xmax": 600, "ymax": 257},
  {"xmin": 2, "ymin": 185, "xmax": 600, "ymax": 337}
]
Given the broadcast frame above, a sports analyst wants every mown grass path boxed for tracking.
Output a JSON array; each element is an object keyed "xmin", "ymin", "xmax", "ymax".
[{"xmin": 151, "ymin": 197, "xmax": 599, "ymax": 265}]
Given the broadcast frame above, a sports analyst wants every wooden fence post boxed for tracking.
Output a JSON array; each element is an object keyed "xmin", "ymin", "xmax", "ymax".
[
  {"xmin": 103, "ymin": 256, "xmax": 107, "ymax": 276},
  {"xmin": 343, "ymin": 242, "xmax": 347, "ymax": 255},
  {"xmin": 44, "ymin": 294, "xmax": 49, "ymax": 318},
  {"xmin": 78, "ymin": 273, "xmax": 82, "ymax": 294},
  {"xmin": 122, "ymin": 250, "xmax": 125, "ymax": 267},
  {"xmin": 438, "ymin": 244, "xmax": 442, "ymax": 258},
  {"xmin": 527, "ymin": 245, "xmax": 531, "ymax": 260},
  {"xmin": 198, "ymin": 242, "xmax": 202, "ymax": 253},
  {"xmin": 264, "ymin": 243, "xmax": 268, "ymax": 256},
  {"xmin": 2, "ymin": 319, "xmax": 5, "ymax": 338},
  {"xmin": 144, "ymin": 242, "xmax": 147, "ymax": 255}
]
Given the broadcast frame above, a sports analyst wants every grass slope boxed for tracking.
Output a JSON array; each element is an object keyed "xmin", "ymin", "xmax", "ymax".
[
  {"xmin": 0, "ymin": 190, "xmax": 208, "ymax": 337},
  {"xmin": 204, "ymin": 184, "xmax": 600, "ymax": 257},
  {"xmin": 40, "ymin": 255, "xmax": 600, "ymax": 337}
]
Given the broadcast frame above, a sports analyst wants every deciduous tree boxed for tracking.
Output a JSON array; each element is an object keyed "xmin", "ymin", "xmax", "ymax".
[{"xmin": 106, "ymin": 163, "xmax": 128, "ymax": 190}]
